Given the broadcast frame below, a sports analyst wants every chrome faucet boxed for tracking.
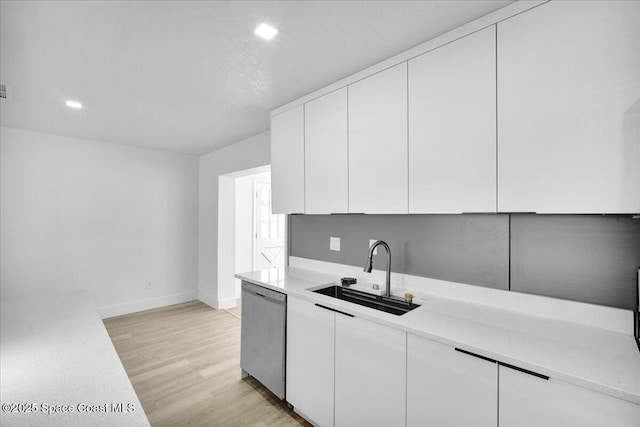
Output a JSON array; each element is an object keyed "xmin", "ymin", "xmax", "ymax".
[{"xmin": 364, "ymin": 240, "xmax": 391, "ymax": 298}]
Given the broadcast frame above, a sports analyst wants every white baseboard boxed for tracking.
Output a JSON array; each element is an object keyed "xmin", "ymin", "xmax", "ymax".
[
  {"xmin": 198, "ymin": 290, "xmax": 218, "ymax": 309},
  {"xmin": 198, "ymin": 290, "xmax": 238, "ymax": 310},
  {"xmin": 98, "ymin": 291, "xmax": 197, "ymax": 319},
  {"xmin": 217, "ymin": 296, "xmax": 238, "ymax": 309}
]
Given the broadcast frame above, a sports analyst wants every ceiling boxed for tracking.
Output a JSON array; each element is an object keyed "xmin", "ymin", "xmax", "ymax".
[{"xmin": 0, "ymin": 0, "xmax": 513, "ymax": 155}]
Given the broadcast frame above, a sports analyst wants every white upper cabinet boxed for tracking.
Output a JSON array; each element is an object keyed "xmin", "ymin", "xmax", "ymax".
[
  {"xmin": 409, "ymin": 26, "xmax": 497, "ymax": 213},
  {"xmin": 407, "ymin": 335, "xmax": 498, "ymax": 427},
  {"xmin": 497, "ymin": 0, "xmax": 640, "ymax": 213},
  {"xmin": 270, "ymin": 106, "xmax": 304, "ymax": 214},
  {"xmin": 499, "ymin": 364, "xmax": 640, "ymax": 427},
  {"xmin": 348, "ymin": 63, "xmax": 408, "ymax": 214},
  {"xmin": 304, "ymin": 88, "xmax": 349, "ymax": 214}
]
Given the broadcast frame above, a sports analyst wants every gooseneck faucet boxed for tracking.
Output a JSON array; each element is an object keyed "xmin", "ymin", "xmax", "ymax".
[{"xmin": 364, "ymin": 240, "xmax": 391, "ymax": 298}]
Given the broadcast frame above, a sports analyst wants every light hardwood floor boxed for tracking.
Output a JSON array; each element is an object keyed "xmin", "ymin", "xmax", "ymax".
[{"xmin": 104, "ymin": 301, "xmax": 310, "ymax": 427}]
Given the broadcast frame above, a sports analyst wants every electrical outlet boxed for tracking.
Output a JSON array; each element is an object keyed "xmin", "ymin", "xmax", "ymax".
[
  {"xmin": 330, "ymin": 237, "xmax": 341, "ymax": 251},
  {"xmin": 369, "ymin": 239, "xmax": 379, "ymax": 255},
  {"xmin": 146, "ymin": 281, "xmax": 152, "ymax": 289}
]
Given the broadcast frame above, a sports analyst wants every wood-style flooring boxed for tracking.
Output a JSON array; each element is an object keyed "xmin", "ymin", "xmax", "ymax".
[{"xmin": 103, "ymin": 301, "xmax": 310, "ymax": 427}]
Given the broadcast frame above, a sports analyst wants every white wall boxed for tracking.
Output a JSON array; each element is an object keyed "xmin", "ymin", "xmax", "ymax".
[
  {"xmin": 198, "ymin": 131, "xmax": 270, "ymax": 308},
  {"xmin": 0, "ymin": 127, "xmax": 199, "ymax": 317},
  {"xmin": 235, "ymin": 175, "xmax": 254, "ymax": 298}
]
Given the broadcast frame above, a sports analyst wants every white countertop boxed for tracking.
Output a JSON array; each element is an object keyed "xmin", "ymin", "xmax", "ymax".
[
  {"xmin": 0, "ymin": 291, "xmax": 149, "ymax": 427},
  {"xmin": 237, "ymin": 267, "xmax": 640, "ymax": 405}
]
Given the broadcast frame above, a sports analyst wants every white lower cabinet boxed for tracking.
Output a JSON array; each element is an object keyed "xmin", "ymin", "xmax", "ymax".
[
  {"xmin": 499, "ymin": 364, "xmax": 640, "ymax": 427},
  {"xmin": 286, "ymin": 296, "xmax": 406, "ymax": 427},
  {"xmin": 287, "ymin": 298, "xmax": 639, "ymax": 427},
  {"xmin": 407, "ymin": 335, "xmax": 497, "ymax": 427},
  {"xmin": 286, "ymin": 297, "xmax": 335, "ymax": 427},
  {"xmin": 334, "ymin": 314, "xmax": 406, "ymax": 427}
]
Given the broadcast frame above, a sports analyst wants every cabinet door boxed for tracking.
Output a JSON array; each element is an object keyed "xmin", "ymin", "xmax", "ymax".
[
  {"xmin": 499, "ymin": 364, "xmax": 640, "ymax": 427},
  {"xmin": 407, "ymin": 336, "xmax": 497, "ymax": 427},
  {"xmin": 286, "ymin": 297, "xmax": 334, "ymax": 427},
  {"xmin": 334, "ymin": 314, "xmax": 406, "ymax": 427},
  {"xmin": 497, "ymin": 1, "xmax": 640, "ymax": 213},
  {"xmin": 409, "ymin": 26, "xmax": 496, "ymax": 213},
  {"xmin": 305, "ymin": 88, "xmax": 348, "ymax": 214},
  {"xmin": 348, "ymin": 63, "xmax": 408, "ymax": 213},
  {"xmin": 271, "ymin": 106, "xmax": 305, "ymax": 214}
]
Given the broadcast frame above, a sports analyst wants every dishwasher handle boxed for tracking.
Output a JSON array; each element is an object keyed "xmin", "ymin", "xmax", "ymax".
[{"xmin": 242, "ymin": 281, "xmax": 286, "ymax": 305}]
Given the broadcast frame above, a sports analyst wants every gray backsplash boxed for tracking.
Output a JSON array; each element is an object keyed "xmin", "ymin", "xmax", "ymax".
[
  {"xmin": 510, "ymin": 215, "xmax": 640, "ymax": 310},
  {"xmin": 289, "ymin": 214, "xmax": 640, "ymax": 310},
  {"xmin": 290, "ymin": 214, "xmax": 509, "ymax": 290}
]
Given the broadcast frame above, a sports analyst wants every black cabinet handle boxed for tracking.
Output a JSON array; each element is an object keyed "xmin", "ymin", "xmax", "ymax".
[
  {"xmin": 455, "ymin": 348, "xmax": 497, "ymax": 364},
  {"xmin": 500, "ymin": 362, "xmax": 549, "ymax": 380},
  {"xmin": 255, "ymin": 292, "xmax": 266, "ymax": 298},
  {"xmin": 314, "ymin": 303, "xmax": 355, "ymax": 318},
  {"xmin": 454, "ymin": 348, "xmax": 548, "ymax": 380}
]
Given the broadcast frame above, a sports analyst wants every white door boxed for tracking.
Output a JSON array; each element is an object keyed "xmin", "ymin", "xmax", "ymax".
[{"xmin": 253, "ymin": 180, "xmax": 285, "ymax": 270}]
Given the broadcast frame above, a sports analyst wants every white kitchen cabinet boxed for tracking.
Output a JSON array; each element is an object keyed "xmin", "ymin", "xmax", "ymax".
[
  {"xmin": 348, "ymin": 63, "xmax": 408, "ymax": 213},
  {"xmin": 287, "ymin": 297, "xmax": 406, "ymax": 427},
  {"xmin": 408, "ymin": 26, "xmax": 496, "ymax": 213},
  {"xmin": 334, "ymin": 313, "xmax": 406, "ymax": 427},
  {"xmin": 271, "ymin": 105, "xmax": 305, "ymax": 214},
  {"xmin": 407, "ymin": 336, "xmax": 497, "ymax": 427},
  {"xmin": 497, "ymin": 0, "xmax": 640, "ymax": 213},
  {"xmin": 499, "ymin": 364, "xmax": 640, "ymax": 427},
  {"xmin": 304, "ymin": 88, "xmax": 348, "ymax": 214},
  {"xmin": 286, "ymin": 297, "xmax": 334, "ymax": 427}
]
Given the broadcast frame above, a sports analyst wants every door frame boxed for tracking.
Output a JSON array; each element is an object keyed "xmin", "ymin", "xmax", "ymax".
[{"xmin": 216, "ymin": 165, "xmax": 289, "ymax": 309}]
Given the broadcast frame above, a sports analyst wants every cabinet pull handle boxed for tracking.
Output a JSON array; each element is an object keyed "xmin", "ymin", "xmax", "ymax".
[
  {"xmin": 256, "ymin": 292, "xmax": 266, "ymax": 298},
  {"xmin": 314, "ymin": 303, "xmax": 355, "ymax": 318},
  {"xmin": 460, "ymin": 212, "xmax": 495, "ymax": 215},
  {"xmin": 455, "ymin": 348, "xmax": 497, "ymax": 364},
  {"xmin": 498, "ymin": 212, "xmax": 537, "ymax": 215},
  {"xmin": 499, "ymin": 362, "xmax": 549, "ymax": 380},
  {"xmin": 454, "ymin": 349, "xmax": 549, "ymax": 380}
]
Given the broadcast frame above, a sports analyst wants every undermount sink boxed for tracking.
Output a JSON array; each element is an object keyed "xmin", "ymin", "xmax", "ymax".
[{"xmin": 313, "ymin": 285, "xmax": 420, "ymax": 316}]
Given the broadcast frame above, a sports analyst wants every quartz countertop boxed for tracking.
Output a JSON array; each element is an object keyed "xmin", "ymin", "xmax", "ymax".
[
  {"xmin": 236, "ymin": 267, "xmax": 640, "ymax": 405},
  {"xmin": 0, "ymin": 291, "xmax": 149, "ymax": 427}
]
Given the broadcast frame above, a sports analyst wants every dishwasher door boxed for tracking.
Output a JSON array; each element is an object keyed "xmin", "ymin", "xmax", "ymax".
[{"xmin": 240, "ymin": 281, "xmax": 287, "ymax": 399}]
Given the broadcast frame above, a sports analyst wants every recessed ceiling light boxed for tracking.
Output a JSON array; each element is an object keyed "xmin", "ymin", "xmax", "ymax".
[
  {"xmin": 255, "ymin": 23, "xmax": 278, "ymax": 40},
  {"xmin": 65, "ymin": 100, "xmax": 83, "ymax": 109}
]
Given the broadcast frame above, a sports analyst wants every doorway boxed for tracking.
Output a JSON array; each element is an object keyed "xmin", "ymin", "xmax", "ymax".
[
  {"xmin": 234, "ymin": 170, "xmax": 285, "ymax": 299},
  {"xmin": 217, "ymin": 165, "xmax": 285, "ymax": 309}
]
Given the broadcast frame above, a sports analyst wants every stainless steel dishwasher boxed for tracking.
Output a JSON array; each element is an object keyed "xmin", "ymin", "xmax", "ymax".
[{"xmin": 240, "ymin": 280, "xmax": 287, "ymax": 399}]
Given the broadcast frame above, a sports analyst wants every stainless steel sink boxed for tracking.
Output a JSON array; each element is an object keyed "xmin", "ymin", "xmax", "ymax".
[{"xmin": 313, "ymin": 285, "xmax": 420, "ymax": 316}]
